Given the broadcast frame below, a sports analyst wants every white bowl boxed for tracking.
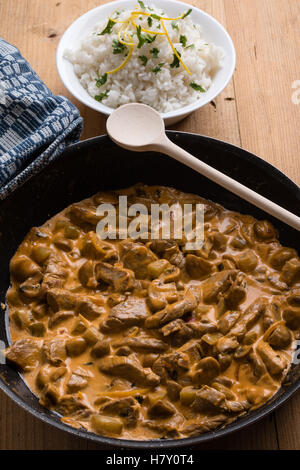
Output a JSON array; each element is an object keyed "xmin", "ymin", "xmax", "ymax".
[{"xmin": 56, "ymin": 0, "xmax": 236, "ymax": 126}]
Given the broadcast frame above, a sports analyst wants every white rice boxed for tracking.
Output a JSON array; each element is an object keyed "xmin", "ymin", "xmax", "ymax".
[{"xmin": 64, "ymin": 4, "xmax": 224, "ymax": 113}]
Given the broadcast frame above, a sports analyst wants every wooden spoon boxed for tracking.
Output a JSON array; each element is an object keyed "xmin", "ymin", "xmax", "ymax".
[{"xmin": 106, "ymin": 103, "xmax": 300, "ymax": 231}]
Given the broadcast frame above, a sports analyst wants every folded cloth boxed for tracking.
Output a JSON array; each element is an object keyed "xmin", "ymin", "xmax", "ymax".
[{"xmin": 0, "ymin": 38, "xmax": 83, "ymax": 200}]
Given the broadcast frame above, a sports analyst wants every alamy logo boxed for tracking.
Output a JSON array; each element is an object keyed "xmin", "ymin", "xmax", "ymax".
[{"xmin": 95, "ymin": 196, "xmax": 205, "ymax": 250}]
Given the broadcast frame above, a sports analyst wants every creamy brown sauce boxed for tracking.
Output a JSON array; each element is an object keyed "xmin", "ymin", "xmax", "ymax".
[{"xmin": 5, "ymin": 184, "xmax": 300, "ymax": 440}]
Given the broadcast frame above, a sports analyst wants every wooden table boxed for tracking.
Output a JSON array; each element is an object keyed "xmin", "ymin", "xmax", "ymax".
[{"xmin": 0, "ymin": 0, "xmax": 299, "ymax": 450}]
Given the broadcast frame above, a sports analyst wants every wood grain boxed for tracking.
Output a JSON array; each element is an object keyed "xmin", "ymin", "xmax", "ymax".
[{"xmin": 0, "ymin": 0, "xmax": 299, "ymax": 450}]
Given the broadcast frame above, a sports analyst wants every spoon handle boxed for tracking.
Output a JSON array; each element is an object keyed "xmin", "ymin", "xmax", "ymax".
[{"xmin": 156, "ymin": 137, "xmax": 300, "ymax": 231}]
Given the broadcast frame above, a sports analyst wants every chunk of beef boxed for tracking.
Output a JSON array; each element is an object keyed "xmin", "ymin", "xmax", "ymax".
[
  {"xmin": 42, "ymin": 338, "xmax": 67, "ymax": 366},
  {"xmin": 202, "ymin": 270, "xmax": 237, "ymax": 304},
  {"xmin": 99, "ymin": 356, "xmax": 160, "ymax": 387},
  {"xmin": 223, "ymin": 283, "xmax": 246, "ymax": 310},
  {"xmin": 47, "ymin": 288, "xmax": 76, "ymax": 312},
  {"xmin": 192, "ymin": 385, "xmax": 226, "ymax": 412},
  {"xmin": 179, "ymin": 341, "xmax": 202, "ymax": 363},
  {"xmin": 192, "ymin": 385, "xmax": 249, "ymax": 415},
  {"xmin": 76, "ymin": 298, "xmax": 105, "ymax": 320},
  {"xmin": 230, "ymin": 297, "xmax": 268, "ymax": 339},
  {"xmin": 150, "ymin": 240, "xmax": 184, "ymax": 268},
  {"xmin": 95, "ymin": 262, "xmax": 134, "ymax": 292},
  {"xmin": 166, "ymin": 380, "xmax": 182, "ymax": 401},
  {"xmin": 256, "ymin": 341, "xmax": 288, "ymax": 376},
  {"xmin": 67, "ymin": 373, "xmax": 88, "ymax": 392},
  {"xmin": 116, "ymin": 337, "xmax": 168, "ymax": 354},
  {"xmin": 46, "ymin": 288, "xmax": 105, "ymax": 320},
  {"xmin": 161, "ymin": 319, "xmax": 188, "ymax": 337},
  {"xmin": 142, "ymin": 420, "xmax": 179, "ymax": 438},
  {"xmin": 39, "ymin": 383, "xmax": 61, "ymax": 407},
  {"xmin": 145, "ymin": 289, "xmax": 197, "ymax": 329},
  {"xmin": 56, "ymin": 394, "xmax": 91, "ymax": 417},
  {"xmin": 5, "ymin": 339, "xmax": 41, "ymax": 371},
  {"xmin": 185, "ymin": 254, "xmax": 214, "ymax": 279},
  {"xmin": 216, "ymin": 336, "xmax": 239, "ymax": 354},
  {"xmin": 101, "ymin": 297, "xmax": 148, "ymax": 333},
  {"xmin": 148, "ymin": 400, "xmax": 176, "ymax": 419},
  {"xmin": 100, "ymin": 397, "xmax": 139, "ymax": 427},
  {"xmin": 160, "ymin": 319, "xmax": 195, "ymax": 346},
  {"xmin": 152, "ymin": 352, "xmax": 189, "ymax": 380},
  {"xmin": 91, "ymin": 340, "xmax": 111, "ymax": 358},
  {"xmin": 218, "ymin": 311, "xmax": 240, "ymax": 335},
  {"xmin": 181, "ymin": 414, "xmax": 227, "ymax": 437},
  {"xmin": 41, "ymin": 255, "xmax": 68, "ymax": 291}
]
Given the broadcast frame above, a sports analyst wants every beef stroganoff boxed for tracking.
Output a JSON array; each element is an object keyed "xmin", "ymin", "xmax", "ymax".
[{"xmin": 5, "ymin": 185, "xmax": 300, "ymax": 439}]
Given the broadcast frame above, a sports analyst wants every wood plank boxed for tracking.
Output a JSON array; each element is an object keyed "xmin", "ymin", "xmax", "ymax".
[
  {"xmin": 170, "ymin": 0, "xmax": 241, "ymax": 146},
  {"xmin": 224, "ymin": 0, "xmax": 300, "ymax": 185},
  {"xmin": 275, "ymin": 395, "xmax": 300, "ymax": 449},
  {"xmin": 224, "ymin": 0, "xmax": 300, "ymax": 450}
]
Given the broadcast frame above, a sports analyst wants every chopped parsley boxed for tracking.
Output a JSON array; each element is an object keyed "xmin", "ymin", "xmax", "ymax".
[
  {"xmin": 94, "ymin": 90, "xmax": 109, "ymax": 101},
  {"xmin": 138, "ymin": 55, "xmax": 148, "ymax": 66},
  {"xmin": 170, "ymin": 50, "xmax": 181, "ymax": 68},
  {"xmin": 138, "ymin": 0, "xmax": 146, "ymax": 9},
  {"xmin": 147, "ymin": 16, "xmax": 153, "ymax": 27},
  {"xmin": 136, "ymin": 26, "xmax": 145, "ymax": 48},
  {"xmin": 186, "ymin": 43, "xmax": 195, "ymax": 49},
  {"xmin": 180, "ymin": 35, "xmax": 187, "ymax": 47},
  {"xmin": 152, "ymin": 63, "xmax": 164, "ymax": 74},
  {"xmin": 99, "ymin": 19, "xmax": 114, "ymax": 35},
  {"xmin": 151, "ymin": 13, "xmax": 161, "ymax": 20},
  {"xmin": 112, "ymin": 39, "xmax": 127, "ymax": 54},
  {"xmin": 146, "ymin": 33, "xmax": 157, "ymax": 43},
  {"xmin": 171, "ymin": 21, "xmax": 179, "ymax": 30},
  {"xmin": 182, "ymin": 8, "xmax": 192, "ymax": 18},
  {"xmin": 96, "ymin": 73, "xmax": 107, "ymax": 87},
  {"xmin": 150, "ymin": 47, "xmax": 159, "ymax": 58},
  {"xmin": 136, "ymin": 25, "xmax": 157, "ymax": 48},
  {"xmin": 190, "ymin": 81, "xmax": 206, "ymax": 92}
]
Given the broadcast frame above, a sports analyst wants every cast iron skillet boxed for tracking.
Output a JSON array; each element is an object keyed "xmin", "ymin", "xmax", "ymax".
[{"xmin": 0, "ymin": 132, "xmax": 299, "ymax": 449}]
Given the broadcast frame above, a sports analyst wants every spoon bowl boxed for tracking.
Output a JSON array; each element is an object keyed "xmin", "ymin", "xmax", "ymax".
[{"xmin": 107, "ymin": 104, "xmax": 165, "ymax": 151}]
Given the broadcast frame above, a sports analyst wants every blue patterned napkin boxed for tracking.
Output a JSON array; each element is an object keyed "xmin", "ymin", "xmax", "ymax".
[{"xmin": 0, "ymin": 38, "xmax": 83, "ymax": 200}]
